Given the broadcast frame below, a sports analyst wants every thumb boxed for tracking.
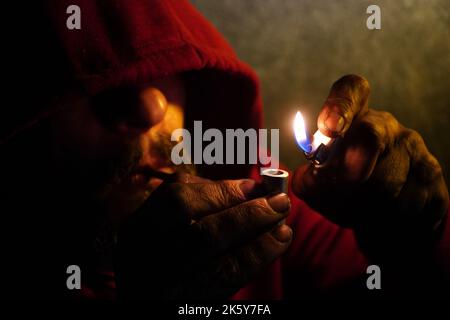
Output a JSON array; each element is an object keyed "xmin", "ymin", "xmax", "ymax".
[{"xmin": 318, "ymin": 74, "xmax": 370, "ymax": 138}]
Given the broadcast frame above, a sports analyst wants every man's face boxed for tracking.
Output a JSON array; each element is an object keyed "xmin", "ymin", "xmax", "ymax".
[{"xmin": 48, "ymin": 75, "xmax": 191, "ymax": 222}]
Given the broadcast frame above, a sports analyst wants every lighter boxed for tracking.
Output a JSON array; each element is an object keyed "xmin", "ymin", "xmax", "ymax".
[
  {"xmin": 260, "ymin": 168, "xmax": 289, "ymax": 194},
  {"xmin": 260, "ymin": 168, "xmax": 290, "ymax": 224},
  {"xmin": 293, "ymin": 111, "xmax": 340, "ymax": 167}
]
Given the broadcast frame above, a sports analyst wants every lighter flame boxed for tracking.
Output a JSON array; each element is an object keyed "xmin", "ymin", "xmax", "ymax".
[{"xmin": 293, "ymin": 111, "xmax": 311, "ymax": 153}]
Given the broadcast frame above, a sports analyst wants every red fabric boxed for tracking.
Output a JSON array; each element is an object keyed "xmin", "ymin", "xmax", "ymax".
[
  {"xmin": 5, "ymin": 0, "xmax": 262, "ymax": 148},
  {"xmin": 44, "ymin": 0, "xmax": 259, "ymax": 96}
]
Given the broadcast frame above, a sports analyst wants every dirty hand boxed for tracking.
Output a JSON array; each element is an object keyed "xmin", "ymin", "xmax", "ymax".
[
  {"xmin": 115, "ymin": 174, "xmax": 292, "ymax": 299},
  {"xmin": 293, "ymin": 75, "xmax": 448, "ymax": 260}
]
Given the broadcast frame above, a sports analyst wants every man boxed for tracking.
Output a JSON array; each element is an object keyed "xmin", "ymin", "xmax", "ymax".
[{"xmin": 1, "ymin": 0, "xmax": 449, "ymax": 299}]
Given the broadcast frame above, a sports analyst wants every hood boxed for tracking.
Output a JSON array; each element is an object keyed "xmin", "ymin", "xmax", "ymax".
[{"xmin": 3, "ymin": 0, "xmax": 263, "ymax": 178}]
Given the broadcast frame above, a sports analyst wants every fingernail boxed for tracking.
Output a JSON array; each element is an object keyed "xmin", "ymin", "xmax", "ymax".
[
  {"xmin": 267, "ymin": 193, "xmax": 290, "ymax": 213},
  {"xmin": 271, "ymin": 224, "xmax": 292, "ymax": 242},
  {"xmin": 324, "ymin": 111, "xmax": 345, "ymax": 133},
  {"xmin": 239, "ymin": 179, "xmax": 256, "ymax": 196}
]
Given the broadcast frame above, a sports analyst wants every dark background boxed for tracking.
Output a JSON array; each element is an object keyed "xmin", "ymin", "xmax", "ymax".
[{"xmin": 191, "ymin": 0, "xmax": 450, "ymax": 184}]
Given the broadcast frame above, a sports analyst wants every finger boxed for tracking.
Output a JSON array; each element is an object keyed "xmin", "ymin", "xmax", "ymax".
[
  {"xmin": 167, "ymin": 179, "xmax": 261, "ymax": 220},
  {"xmin": 173, "ymin": 225, "xmax": 292, "ymax": 299},
  {"xmin": 341, "ymin": 110, "xmax": 405, "ymax": 190},
  {"xmin": 293, "ymin": 110, "xmax": 403, "ymax": 224},
  {"xmin": 336, "ymin": 110, "xmax": 390, "ymax": 183},
  {"xmin": 397, "ymin": 129, "xmax": 449, "ymax": 228},
  {"xmin": 191, "ymin": 193, "xmax": 291, "ymax": 255},
  {"xmin": 295, "ymin": 109, "xmax": 401, "ymax": 196},
  {"xmin": 318, "ymin": 74, "xmax": 370, "ymax": 137},
  {"xmin": 145, "ymin": 178, "xmax": 259, "ymax": 224},
  {"xmin": 168, "ymin": 172, "xmax": 212, "ymax": 184},
  {"xmin": 403, "ymin": 129, "xmax": 443, "ymax": 186}
]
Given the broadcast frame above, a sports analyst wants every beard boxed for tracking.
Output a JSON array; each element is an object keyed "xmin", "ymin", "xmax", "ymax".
[
  {"xmin": 48, "ymin": 129, "xmax": 196, "ymax": 262},
  {"xmin": 96, "ymin": 131, "xmax": 196, "ymax": 219},
  {"xmin": 53, "ymin": 130, "xmax": 195, "ymax": 216}
]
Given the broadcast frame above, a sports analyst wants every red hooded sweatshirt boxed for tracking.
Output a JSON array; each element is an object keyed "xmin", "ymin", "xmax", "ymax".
[{"xmin": 3, "ymin": 0, "xmax": 449, "ymax": 299}]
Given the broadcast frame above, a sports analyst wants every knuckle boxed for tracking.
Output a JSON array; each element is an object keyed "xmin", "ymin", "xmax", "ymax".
[
  {"xmin": 358, "ymin": 110, "xmax": 401, "ymax": 150},
  {"xmin": 417, "ymin": 157, "xmax": 443, "ymax": 185},
  {"xmin": 325, "ymin": 96, "xmax": 353, "ymax": 114},
  {"xmin": 209, "ymin": 182, "xmax": 228, "ymax": 205},
  {"xmin": 400, "ymin": 129, "xmax": 443, "ymax": 184},
  {"xmin": 229, "ymin": 202, "xmax": 259, "ymax": 227},
  {"xmin": 246, "ymin": 198, "xmax": 273, "ymax": 216},
  {"xmin": 334, "ymin": 74, "xmax": 369, "ymax": 90},
  {"xmin": 402, "ymin": 128, "xmax": 423, "ymax": 147},
  {"xmin": 378, "ymin": 110, "xmax": 396, "ymax": 124},
  {"xmin": 216, "ymin": 180, "xmax": 243, "ymax": 202},
  {"xmin": 358, "ymin": 120, "xmax": 384, "ymax": 150},
  {"xmin": 202, "ymin": 181, "xmax": 239, "ymax": 209},
  {"xmin": 400, "ymin": 128, "xmax": 424, "ymax": 157},
  {"xmin": 225, "ymin": 199, "xmax": 272, "ymax": 230},
  {"xmin": 430, "ymin": 162, "xmax": 444, "ymax": 179},
  {"xmin": 332, "ymin": 74, "xmax": 370, "ymax": 104},
  {"xmin": 379, "ymin": 111, "xmax": 401, "ymax": 142}
]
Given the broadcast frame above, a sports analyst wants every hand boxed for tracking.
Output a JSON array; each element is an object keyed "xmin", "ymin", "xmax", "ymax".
[
  {"xmin": 114, "ymin": 174, "xmax": 292, "ymax": 299},
  {"xmin": 293, "ymin": 75, "xmax": 449, "ymax": 261}
]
